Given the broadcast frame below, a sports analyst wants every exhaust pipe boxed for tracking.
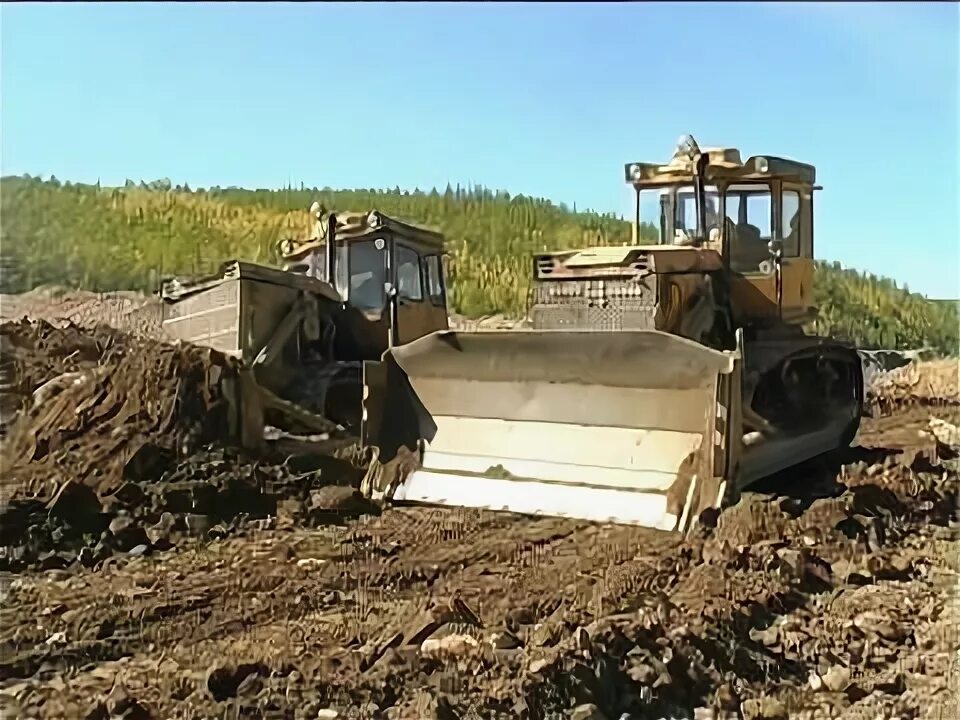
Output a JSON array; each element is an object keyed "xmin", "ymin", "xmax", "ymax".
[{"xmin": 325, "ymin": 212, "xmax": 338, "ymax": 285}]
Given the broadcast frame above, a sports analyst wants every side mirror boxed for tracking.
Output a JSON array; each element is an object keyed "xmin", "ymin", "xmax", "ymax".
[
  {"xmin": 767, "ymin": 238, "xmax": 783, "ymax": 260},
  {"xmin": 384, "ymin": 282, "xmax": 397, "ymax": 298}
]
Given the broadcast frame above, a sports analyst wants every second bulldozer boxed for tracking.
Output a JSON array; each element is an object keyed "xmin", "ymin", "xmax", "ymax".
[{"xmin": 367, "ymin": 135, "xmax": 864, "ymax": 531}]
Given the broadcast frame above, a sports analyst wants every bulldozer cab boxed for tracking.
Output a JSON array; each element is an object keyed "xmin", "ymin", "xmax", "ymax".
[
  {"xmin": 280, "ymin": 210, "xmax": 450, "ymax": 355},
  {"xmin": 626, "ymin": 136, "xmax": 818, "ymax": 328}
]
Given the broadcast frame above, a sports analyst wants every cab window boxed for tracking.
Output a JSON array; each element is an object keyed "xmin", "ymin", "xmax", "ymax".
[
  {"xmin": 348, "ymin": 240, "xmax": 386, "ymax": 311},
  {"xmin": 396, "ymin": 244, "xmax": 423, "ymax": 301},
  {"xmin": 781, "ymin": 190, "xmax": 801, "ymax": 257},
  {"xmin": 424, "ymin": 255, "xmax": 445, "ymax": 306},
  {"xmin": 725, "ymin": 183, "xmax": 773, "ymax": 273}
]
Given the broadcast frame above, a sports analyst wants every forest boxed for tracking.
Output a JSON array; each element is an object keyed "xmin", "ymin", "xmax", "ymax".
[{"xmin": 1, "ymin": 175, "xmax": 956, "ymax": 355}]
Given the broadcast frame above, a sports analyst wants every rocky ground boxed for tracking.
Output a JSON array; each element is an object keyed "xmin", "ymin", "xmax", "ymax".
[{"xmin": 0, "ymin": 305, "xmax": 957, "ymax": 720}]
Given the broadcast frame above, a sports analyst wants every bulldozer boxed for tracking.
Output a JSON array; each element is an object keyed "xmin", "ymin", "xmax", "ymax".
[
  {"xmin": 159, "ymin": 209, "xmax": 451, "ymax": 457},
  {"xmin": 367, "ymin": 136, "xmax": 864, "ymax": 531}
]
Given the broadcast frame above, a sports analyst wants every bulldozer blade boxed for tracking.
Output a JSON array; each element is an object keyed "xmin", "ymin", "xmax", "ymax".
[{"xmin": 375, "ymin": 330, "xmax": 741, "ymax": 532}]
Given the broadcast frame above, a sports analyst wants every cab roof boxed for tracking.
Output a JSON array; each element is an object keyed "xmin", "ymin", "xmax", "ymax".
[
  {"xmin": 333, "ymin": 210, "xmax": 446, "ymax": 251},
  {"xmin": 625, "ymin": 146, "xmax": 816, "ymax": 187}
]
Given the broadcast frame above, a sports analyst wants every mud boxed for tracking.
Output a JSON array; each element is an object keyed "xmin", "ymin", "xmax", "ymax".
[{"xmin": 0, "ymin": 317, "xmax": 957, "ymax": 720}]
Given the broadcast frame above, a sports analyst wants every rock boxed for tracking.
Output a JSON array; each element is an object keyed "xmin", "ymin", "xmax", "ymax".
[
  {"xmin": 109, "ymin": 515, "xmax": 150, "ymax": 552},
  {"xmin": 184, "ymin": 514, "xmax": 211, "ymax": 537},
  {"xmin": 45, "ymin": 631, "xmax": 68, "ymax": 645},
  {"xmin": 38, "ymin": 550, "xmax": 73, "ymax": 570},
  {"xmin": 0, "ymin": 499, "xmax": 45, "ymax": 545},
  {"xmin": 527, "ymin": 657, "xmax": 552, "ymax": 674},
  {"xmin": 47, "ymin": 480, "xmax": 102, "ymax": 532},
  {"xmin": 714, "ymin": 679, "xmax": 741, "ymax": 712},
  {"xmin": 217, "ymin": 477, "xmax": 276, "ymax": 520},
  {"xmin": 206, "ymin": 663, "xmax": 268, "ymax": 702},
  {"xmin": 529, "ymin": 621, "xmax": 563, "ymax": 647},
  {"xmin": 504, "ymin": 606, "xmax": 537, "ymax": 630},
  {"xmin": 122, "ymin": 443, "xmax": 175, "ymax": 483},
  {"xmin": 307, "ymin": 486, "xmax": 380, "ymax": 523},
  {"xmin": 316, "ymin": 711, "xmax": 340, "ymax": 719},
  {"xmin": 110, "ymin": 482, "xmax": 147, "ymax": 509},
  {"xmin": 627, "ymin": 662, "xmax": 656, "ymax": 685},
  {"xmin": 740, "ymin": 697, "xmax": 786, "ymax": 720},
  {"xmin": 146, "ymin": 512, "xmax": 176, "ymax": 548},
  {"xmin": 808, "ymin": 672, "xmax": 823, "ymax": 691},
  {"xmin": 127, "ymin": 544, "xmax": 150, "ymax": 558},
  {"xmin": 78, "ymin": 546, "xmax": 96, "ymax": 568},
  {"xmin": 748, "ymin": 624, "xmax": 779, "ymax": 647},
  {"xmin": 853, "ymin": 611, "xmax": 905, "ymax": 642},
  {"xmin": 109, "ymin": 514, "xmax": 133, "ymax": 535},
  {"xmin": 235, "ymin": 672, "xmax": 263, "ymax": 697},
  {"xmin": 929, "ymin": 417, "xmax": 959, "ymax": 449},
  {"xmin": 83, "ymin": 701, "xmax": 109, "ymax": 720},
  {"xmin": 420, "ymin": 633, "xmax": 479, "ymax": 658},
  {"xmin": 571, "ymin": 704, "xmax": 607, "ymax": 720},
  {"xmin": 296, "ymin": 558, "xmax": 327, "ymax": 570},
  {"xmin": 488, "ymin": 629, "xmax": 522, "ymax": 650},
  {"xmin": 821, "ymin": 665, "xmax": 851, "ymax": 692},
  {"xmin": 95, "ymin": 618, "xmax": 116, "ymax": 640},
  {"xmin": 93, "ymin": 540, "xmax": 113, "ymax": 563}
]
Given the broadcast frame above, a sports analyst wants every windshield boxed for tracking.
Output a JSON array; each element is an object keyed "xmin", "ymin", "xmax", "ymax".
[
  {"xmin": 348, "ymin": 239, "xmax": 386, "ymax": 311},
  {"xmin": 636, "ymin": 189, "xmax": 669, "ymax": 244},
  {"xmin": 675, "ymin": 185, "xmax": 721, "ymax": 240}
]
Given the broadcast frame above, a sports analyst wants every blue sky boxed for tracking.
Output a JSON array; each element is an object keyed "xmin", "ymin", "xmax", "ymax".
[{"xmin": 2, "ymin": 2, "xmax": 957, "ymax": 298}]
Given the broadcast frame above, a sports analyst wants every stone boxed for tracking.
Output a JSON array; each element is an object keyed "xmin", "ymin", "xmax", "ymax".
[
  {"xmin": 146, "ymin": 512, "xmax": 176, "ymax": 548},
  {"xmin": 529, "ymin": 621, "xmax": 562, "ymax": 648},
  {"xmin": 740, "ymin": 697, "xmax": 786, "ymax": 720},
  {"xmin": 571, "ymin": 704, "xmax": 607, "ymax": 720},
  {"xmin": 821, "ymin": 665, "xmax": 850, "ymax": 692},
  {"xmin": 488, "ymin": 629, "xmax": 522, "ymax": 650},
  {"xmin": 38, "ymin": 551, "xmax": 73, "ymax": 570},
  {"xmin": 420, "ymin": 633, "xmax": 479, "ymax": 657},
  {"xmin": 47, "ymin": 481, "xmax": 102, "ymax": 532},
  {"xmin": 184, "ymin": 514, "xmax": 211, "ymax": 537},
  {"xmin": 127, "ymin": 544, "xmax": 150, "ymax": 558}
]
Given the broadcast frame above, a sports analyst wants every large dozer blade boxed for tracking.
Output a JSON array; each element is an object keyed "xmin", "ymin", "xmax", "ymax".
[{"xmin": 371, "ymin": 330, "xmax": 742, "ymax": 532}]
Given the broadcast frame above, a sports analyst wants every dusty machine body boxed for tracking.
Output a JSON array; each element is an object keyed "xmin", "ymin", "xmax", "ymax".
[
  {"xmin": 159, "ymin": 210, "xmax": 450, "ymax": 453},
  {"xmin": 371, "ymin": 137, "xmax": 863, "ymax": 531}
]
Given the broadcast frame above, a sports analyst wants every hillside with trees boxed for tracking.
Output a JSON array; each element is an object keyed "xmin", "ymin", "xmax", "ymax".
[{"xmin": 1, "ymin": 175, "xmax": 956, "ymax": 355}]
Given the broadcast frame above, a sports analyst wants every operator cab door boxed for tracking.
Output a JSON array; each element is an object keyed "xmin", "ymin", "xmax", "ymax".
[
  {"xmin": 335, "ymin": 236, "xmax": 391, "ymax": 359},
  {"xmin": 724, "ymin": 182, "xmax": 814, "ymax": 327},
  {"xmin": 392, "ymin": 242, "xmax": 449, "ymax": 346}
]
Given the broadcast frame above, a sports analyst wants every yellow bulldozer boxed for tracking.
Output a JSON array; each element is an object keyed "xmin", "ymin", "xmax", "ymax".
[
  {"xmin": 159, "ymin": 209, "xmax": 451, "ymax": 455},
  {"xmin": 160, "ymin": 135, "xmax": 863, "ymax": 533},
  {"xmin": 366, "ymin": 135, "xmax": 864, "ymax": 531}
]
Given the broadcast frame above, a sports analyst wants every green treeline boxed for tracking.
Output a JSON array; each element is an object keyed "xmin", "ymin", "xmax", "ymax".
[{"xmin": 1, "ymin": 176, "xmax": 956, "ymax": 355}]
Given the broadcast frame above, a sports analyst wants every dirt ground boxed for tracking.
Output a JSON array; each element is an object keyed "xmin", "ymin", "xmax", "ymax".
[{"xmin": 0, "ymin": 301, "xmax": 958, "ymax": 720}]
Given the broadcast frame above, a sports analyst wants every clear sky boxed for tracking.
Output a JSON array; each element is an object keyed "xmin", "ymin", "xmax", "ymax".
[{"xmin": 2, "ymin": 2, "xmax": 958, "ymax": 298}]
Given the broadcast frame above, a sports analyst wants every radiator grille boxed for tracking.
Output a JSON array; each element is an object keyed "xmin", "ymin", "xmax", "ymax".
[{"xmin": 531, "ymin": 277, "xmax": 657, "ymax": 331}]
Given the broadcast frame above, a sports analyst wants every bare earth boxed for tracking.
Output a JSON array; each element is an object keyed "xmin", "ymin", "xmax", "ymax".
[{"xmin": 0, "ymin": 293, "xmax": 957, "ymax": 720}]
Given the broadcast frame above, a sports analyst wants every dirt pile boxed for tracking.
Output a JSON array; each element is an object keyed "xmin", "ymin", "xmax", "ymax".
[
  {"xmin": 866, "ymin": 357, "xmax": 958, "ymax": 415},
  {"xmin": 0, "ymin": 320, "xmax": 376, "ymax": 574},
  {"xmin": 0, "ymin": 287, "xmax": 163, "ymax": 338}
]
